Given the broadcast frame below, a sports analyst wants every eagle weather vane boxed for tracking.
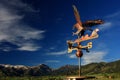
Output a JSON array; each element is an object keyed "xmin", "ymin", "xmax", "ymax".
[{"xmin": 67, "ymin": 5, "xmax": 104, "ymax": 58}]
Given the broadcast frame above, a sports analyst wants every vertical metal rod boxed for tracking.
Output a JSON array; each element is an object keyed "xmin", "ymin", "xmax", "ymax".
[
  {"xmin": 78, "ymin": 57, "xmax": 81, "ymax": 76},
  {"xmin": 77, "ymin": 36, "xmax": 81, "ymax": 77}
]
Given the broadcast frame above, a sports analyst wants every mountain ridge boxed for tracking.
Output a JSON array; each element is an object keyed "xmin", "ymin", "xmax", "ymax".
[{"xmin": 0, "ymin": 60, "xmax": 120, "ymax": 76}]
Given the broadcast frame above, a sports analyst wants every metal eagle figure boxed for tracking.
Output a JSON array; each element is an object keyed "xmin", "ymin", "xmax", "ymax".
[
  {"xmin": 72, "ymin": 5, "xmax": 104, "ymax": 37},
  {"xmin": 67, "ymin": 5, "xmax": 104, "ymax": 54}
]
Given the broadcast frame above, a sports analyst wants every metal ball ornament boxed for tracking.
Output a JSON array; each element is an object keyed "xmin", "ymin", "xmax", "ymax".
[{"xmin": 76, "ymin": 50, "xmax": 83, "ymax": 57}]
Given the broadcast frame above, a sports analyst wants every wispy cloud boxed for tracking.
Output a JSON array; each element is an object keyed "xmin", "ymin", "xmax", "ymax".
[
  {"xmin": 49, "ymin": 47, "xmax": 56, "ymax": 50},
  {"xmin": 0, "ymin": 0, "xmax": 45, "ymax": 51},
  {"xmin": 102, "ymin": 11, "xmax": 120, "ymax": 28},
  {"xmin": 0, "ymin": 0, "xmax": 37, "ymax": 13},
  {"xmin": 17, "ymin": 43, "xmax": 41, "ymax": 51},
  {"xmin": 99, "ymin": 22, "xmax": 112, "ymax": 30},
  {"xmin": 97, "ymin": 11, "xmax": 120, "ymax": 31},
  {"xmin": 47, "ymin": 50, "xmax": 67, "ymax": 55},
  {"xmin": 82, "ymin": 51, "xmax": 107, "ymax": 65},
  {"xmin": 0, "ymin": 46, "xmax": 12, "ymax": 52},
  {"xmin": 68, "ymin": 51, "xmax": 107, "ymax": 65},
  {"xmin": 69, "ymin": 54, "xmax": 76, "ymax": 59},
  {"xmin": 105, "ymin": 11, "xmax": 120, "ymax": 19}
]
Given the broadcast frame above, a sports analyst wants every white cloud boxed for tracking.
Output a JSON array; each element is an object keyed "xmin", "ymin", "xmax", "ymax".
[
  {"xmin": 49, "ymin": 47, "xmax": 56, "ymax": 50},
  {"xmin": 0, "ymin": 0, "xmax": 45, "ymax": 51},
  {"xmin": 82, "ymin": 51, "xmax": 107, "ymax": 65},
  {"xmin": 47, "ymin": 50, "xmax": 67, "ymax": 55},
  {"xmin": 105, "ymin": 11, "xmax": 120, "ymax": 18},
  {"xmin": 0, "ymin": 46, "xmax": 12, "ymax": 52},
  {"xmin": 17, "ymin": 43, "xmax": 41, "ymax": 51},
  {"xmin": 0, "ymin": 7, "xmax": 22, "ymax": 22},
  {"xmin": 69, "ymin": 54, "xmax": 76, "ymax": 58},
  {"xmin": 45, "ymin": 60, "xmax": 60, "ymax": 63},
  {"xmin": 68, "ymin": 51, "xmax": 107, "ymax": 65},
  {"xmin": 0, "ymin": 0, "xmax": 37, "ymax": 13},
  {"xmin": 98, "ymin": 11, "xmax": 120, "ymax": 31},
  {"xmin": 99, "ymin": 22, "xmax": 112, "ymax": 30},
  {"xmin": 100, "ymin": 11, "xmax": 120, "ymax": 30}
]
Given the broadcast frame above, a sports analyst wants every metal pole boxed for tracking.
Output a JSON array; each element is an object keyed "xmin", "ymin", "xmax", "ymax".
[
  {"xmin": 78, "ymin": 57, "xmax": 81, "ymax": 76},
  {"xmin": 77, "ymin": 35, "xmax": 81, "ymax": 77}
]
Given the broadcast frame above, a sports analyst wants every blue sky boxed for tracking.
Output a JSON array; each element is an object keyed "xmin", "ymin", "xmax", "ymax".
[{"xmin": 0, "ymin": 0, "xmax": 120, "ymax": 68}]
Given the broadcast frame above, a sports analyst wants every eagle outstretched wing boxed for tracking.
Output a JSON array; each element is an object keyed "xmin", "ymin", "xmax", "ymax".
[
  {"xmin": 72, "ymin": 5, "xmax": 82, "ymax": 26},
  {"xmin": 83, "ymin": 19, "xmax": 104, "ymax": 27}
]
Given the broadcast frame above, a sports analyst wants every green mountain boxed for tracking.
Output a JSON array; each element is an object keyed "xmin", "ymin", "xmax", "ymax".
[
  {"xmin": 82, "ymin": 60, "xmax": 120, "ymax": 74},
  {"xmin": 53, "ymin": 60, "xmax": 120, "ymax": 75},
  {"xmin": 0, "ymin": 60, "xmax": 120, "ymax": 76}
]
